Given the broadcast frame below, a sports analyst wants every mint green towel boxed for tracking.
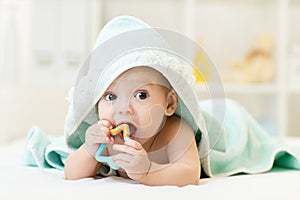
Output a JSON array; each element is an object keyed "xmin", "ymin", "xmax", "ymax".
[
  {"xmin": 25, "ymin": 126, "xmax": 73, "ymax": 170},
  {"xmin": 24, "ymin": 99, "xmax": 300, "ymax": 177},
  {"xmin": 200, "ymin": 99, "xmax": 300, "ymax": 177}
]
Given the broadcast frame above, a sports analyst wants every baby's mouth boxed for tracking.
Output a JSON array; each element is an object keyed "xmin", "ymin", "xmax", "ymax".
[
  {"xmin": 115, "ymin": 122, "xmax": 137, "ymax": 139},
  {"xmin": 127, "ymin": 123, "xmax": 137, "ymax": 138}
]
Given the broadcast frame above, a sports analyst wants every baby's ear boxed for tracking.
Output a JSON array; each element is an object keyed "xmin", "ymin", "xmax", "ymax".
[{"xmin": 165, "ymin": 89, "xmax": 178, "ymax": 116}]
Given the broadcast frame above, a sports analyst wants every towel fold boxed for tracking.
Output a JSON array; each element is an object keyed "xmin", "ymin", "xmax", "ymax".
[
  {"xmin": 25, "ymin": 126, "xmax": 73, "ymax": 170},
  {"xmin": 200, "ymin": 99, "xmax": 300, "ymax": 176}
]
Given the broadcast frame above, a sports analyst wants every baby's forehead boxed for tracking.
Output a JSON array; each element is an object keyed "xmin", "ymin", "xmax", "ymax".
[{"xmin": 112, "ymin": 66, "xmax": 171, "ymax": 88}]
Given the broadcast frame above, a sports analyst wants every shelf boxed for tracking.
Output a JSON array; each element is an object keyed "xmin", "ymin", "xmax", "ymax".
[
  {"xmin": 196, "ymin": 83, "xmax": 278, "ymax": 95},
  {"xmin": 224, "ymin": 83, "xmax": 278, "ymax": 94},
  {"xmin": 194, "ymin": 0, "xmax": 279, "ymax": 74}
]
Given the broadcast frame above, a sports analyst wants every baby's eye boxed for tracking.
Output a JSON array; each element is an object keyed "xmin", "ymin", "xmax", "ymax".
[
  {"xmin": 104, "ymin": 93, "xmax": 117, "ymax": 101},
  {"xmin": 135, "ymin": 91, "xmax": 148, "ymax": 100}
]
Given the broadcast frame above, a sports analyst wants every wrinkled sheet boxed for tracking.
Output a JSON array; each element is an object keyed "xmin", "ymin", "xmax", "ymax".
[{"xmin": 1, "ymin": 138, "xmax": 300, "ymax": 200}]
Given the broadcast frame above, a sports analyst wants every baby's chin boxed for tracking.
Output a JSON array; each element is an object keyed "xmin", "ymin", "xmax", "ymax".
[
  {"xmin": 133, "ymin": 131, "xmax": 157, "ymax": 143},
  {"xmin": 133, "ymin": 137, "xmax": 150, "ymax": 145}
]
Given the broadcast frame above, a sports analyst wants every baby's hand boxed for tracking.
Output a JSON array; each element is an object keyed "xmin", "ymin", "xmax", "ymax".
[
  {"xmin": 112, "ymin": 139, "xmax": 151, "ymax": 181},
  {"xmin": 84, "ymin": 119, "xmax": 114, "ymax": 157}
]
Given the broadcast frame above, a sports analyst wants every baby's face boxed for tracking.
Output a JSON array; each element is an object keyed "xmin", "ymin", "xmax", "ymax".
[{"xmin": 97, "ymin": 67, "xmax": 176, "ymax": 143}]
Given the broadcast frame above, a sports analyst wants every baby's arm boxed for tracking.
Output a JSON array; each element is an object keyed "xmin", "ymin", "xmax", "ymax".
[
  {"xmin": 142, "ymin": 119, "xmax": 200, "ymax": 186},
  {"xmin": 64, "ymin": 144, "xmax": 101, "ymax": 179},
  {"xmin": 113, "ymin": 117, "xmax": 200, "ymax": 186},
  {"xmin": 141, "ymin": 139, "xmax": 200, "ymax": 186},
  {"xmin": 64, "ymin": 120, "xmax": 113, "ymax": 180}
]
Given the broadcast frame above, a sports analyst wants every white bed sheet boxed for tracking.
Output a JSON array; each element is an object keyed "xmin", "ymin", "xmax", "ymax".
[{"xmin": 1, "ymin": 138, "xmax": 300, "ymax": 200}]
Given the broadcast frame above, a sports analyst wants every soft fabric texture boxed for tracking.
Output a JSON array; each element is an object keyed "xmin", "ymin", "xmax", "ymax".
[
  {"xmin": 200, "ymin": 99, "xmax": 300, "ymax": 176},
  {"xmin": 25, "ymin": 126, "xmax": 72, "ymax": 170},
  {"xmin": 24, "ymin": 16, "xmax": 300, "ymax": 177}
]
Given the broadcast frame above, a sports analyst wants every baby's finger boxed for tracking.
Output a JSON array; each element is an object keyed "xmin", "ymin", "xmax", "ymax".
[
  {"xmin": 95, "ymin": 126, "xmax": 112, "ymax": 140},
  {"xmin": 98, "ymin": 119, "xmax": 113, "ymax": 129},
  {"xmin": 113, "ymin": 160, "xmax": 130, "ymax": 171},
  {"xmin": 112, "ymin": 153, "xmax": 132, "ymax": 168},
  {"xmin": 124, "ymin": 139, "xmax": 144, "ymax": 150},
  {"xmin": 113, "ymin": 144, "xmax": 138, "ymax": 155},
  {"xmin": 113, "ymin": 153, "xmax": 133, "ymax": 162},
  {"xmin": 97, "ymin": 123, "xmax": 115, "ymax": 142},
  {"xmin": 87, "ymin": 134, "xmax": 110, "ymax": 144}
]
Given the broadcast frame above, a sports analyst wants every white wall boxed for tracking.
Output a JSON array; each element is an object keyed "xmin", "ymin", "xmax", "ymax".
[
  {"xmin": 0, "ymin": 0, "xmax": 100, "ymax": 143},
  {"xmin": 0, "ymin": 86, "xmax": 70, "ymax": 143}
]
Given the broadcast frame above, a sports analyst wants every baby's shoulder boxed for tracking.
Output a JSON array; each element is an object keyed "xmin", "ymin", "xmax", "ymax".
[{"xmin": 159, "ymin": 115, "xmax": 193, "ymax": 142}]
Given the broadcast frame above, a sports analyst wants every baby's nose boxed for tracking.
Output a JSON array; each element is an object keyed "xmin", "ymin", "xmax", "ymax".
[{"xmin": 114, "ymin": 100, "xmax": 133, "ymax": 114}]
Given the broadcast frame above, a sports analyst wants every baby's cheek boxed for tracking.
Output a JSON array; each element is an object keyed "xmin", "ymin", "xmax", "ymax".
[
  {"xmin": 136, "ymin": 105, "xmax": 166, "ymax": 138},
  {"xmin": 136, "ymin": 105, "xmax": 163, "ymax": 125},
  {"xmin": 148, "ymin": 104, "xmax": 165, "ymax": 122},
  {"xmin": 98, "ymin": 102, "xmax": 114, "ymax": 119}
]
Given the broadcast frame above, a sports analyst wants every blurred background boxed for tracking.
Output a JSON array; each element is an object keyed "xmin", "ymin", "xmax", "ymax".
[{"xmin": 1, "ymin": 0, "xmax": 300, "ymax": 143}]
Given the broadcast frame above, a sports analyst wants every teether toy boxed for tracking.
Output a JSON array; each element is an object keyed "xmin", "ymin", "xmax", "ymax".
[
  {"xmin": 109, "ymin": 124, "xmax": 131, "ymax": 140},
  {"xmin": 95, "ymin": 124, "xmax": 131, "ymax": 170}
]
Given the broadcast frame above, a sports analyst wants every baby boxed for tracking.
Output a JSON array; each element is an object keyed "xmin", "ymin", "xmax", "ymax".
[
  {"xmin": 25, "ymin": 16, "xmax": 300, "ymax": 186},
  {"xmin": 64, "ymin": 66, "xmax": 200, "ymax": 186}
]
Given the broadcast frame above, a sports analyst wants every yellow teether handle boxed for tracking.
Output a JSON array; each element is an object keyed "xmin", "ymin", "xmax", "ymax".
[{"xmin": 110, "ymin": 124, "xmax": 130, "ymax": 141}]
